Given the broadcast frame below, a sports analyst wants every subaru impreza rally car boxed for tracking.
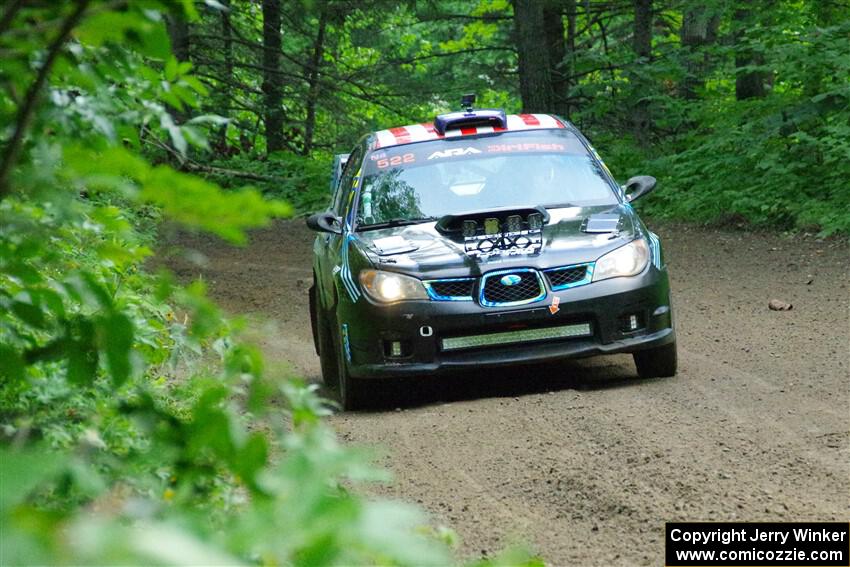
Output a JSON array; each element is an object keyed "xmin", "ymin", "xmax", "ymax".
[{"xmin": 307, "ymin": 98, "xmax": 676, "ymax": 409}]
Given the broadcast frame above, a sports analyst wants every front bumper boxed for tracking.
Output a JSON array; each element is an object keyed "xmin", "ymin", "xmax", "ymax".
[{"xmin": 340, "ymin": 265, "xmax": 674, "ymax": 379}]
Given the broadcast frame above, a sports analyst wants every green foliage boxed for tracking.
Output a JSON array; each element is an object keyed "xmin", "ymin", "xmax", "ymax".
[
  {"xmin": 572, "ymin": 4, "xmax": 850, "ymax": 235},
  {"xmin": 1, "ymin": 2, "xmax": 540, "ymax": 565},
  {"xmin": 175, "ymin": 0, "xmax": 850, "ymax": 234},
  {"xmin": 206, "ymin": 152, "xmax": 332, "ymax": 214}
]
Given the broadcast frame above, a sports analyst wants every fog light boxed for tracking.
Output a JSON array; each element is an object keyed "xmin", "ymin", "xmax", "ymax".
[
  {"xmin": 462, "ymin": 220, "xmax": 477, "ymax": 237},
  {"xmin": 484, "ymin": 217, "xmax": 500, "ymax": 235},
  {"xmin": 383, "ymin": 339, "xmax": 409, "ymax": 358},
  {"xmin": 620, "ymin": 313, "xmax": 644, "ymax": 333}
]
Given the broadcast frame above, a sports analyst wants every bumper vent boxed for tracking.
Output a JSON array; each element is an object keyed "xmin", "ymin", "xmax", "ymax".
[{"xmin": 480, "ymin": 269, "xmax": 545, "ymax": 307}]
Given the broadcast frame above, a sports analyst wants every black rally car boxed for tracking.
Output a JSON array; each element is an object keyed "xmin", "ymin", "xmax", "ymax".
[{"xmin": 307, "ymin": 100, "xmax": 676, "ymax": 408}]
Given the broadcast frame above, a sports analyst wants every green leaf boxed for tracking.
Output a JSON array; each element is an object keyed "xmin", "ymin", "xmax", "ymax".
[
  {"xmin": 165, "ymin": 57, "xmax": 179, "ymax": 82},
  {"xmin": 100, "ymin": 312, "xmax": 135, "ymax": 386},
  {"xmin": 0, "ymin": 448, "xmax": 64, "ymax": 513},
  {"xmin": 66, "ymin": 319, "xmax": 98, "ymax": 385},
  {"xmin": 0, "ymin": 345, "xmax": 25, "ymax": 382},
  {"xmin": 234, "ymin": 432, "xmax": 268, "ymax": 490},
  {"xmin": 11, "ymin": 297, "xmax": 46, "ymax": 329},
  {"xmin": 181, "ymin": 76, "xmax": 209, "ymax": 96}
]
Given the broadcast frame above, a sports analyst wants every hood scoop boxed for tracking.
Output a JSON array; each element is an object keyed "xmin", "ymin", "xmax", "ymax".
[
  {"xmin": 581, "ymin": 214, "xmax": 622, "ymax": 234},
  {"xmin": 370, "ymin": 235, "xmax": 419, "ymax": 256}
]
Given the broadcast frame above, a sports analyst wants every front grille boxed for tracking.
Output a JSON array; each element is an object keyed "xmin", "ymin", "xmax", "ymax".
[
  {"xmin": 480, "ymin": 269, "xmax": 545, "ymax": 306},
  {"xmin": 545, "ymin": 263, "xmax": 592, "ymax": 290},
  {"xmin": 425, "ymin": 278, "xmax": 475, "ymax": 301}
]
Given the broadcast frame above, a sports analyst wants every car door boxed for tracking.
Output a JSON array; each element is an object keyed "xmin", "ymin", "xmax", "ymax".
[{"xmin": 317, "ymin": 144, "xmax": 364, "ymax": 311}]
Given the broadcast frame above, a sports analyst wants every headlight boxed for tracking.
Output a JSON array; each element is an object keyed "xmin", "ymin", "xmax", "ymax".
[
  {"xmin": 592, "ymin": 238, "xmax": 650, "ymax": 282},
  {"xmin": 359, "ymin": 270, "xmax": 428, "ymax": 303}
]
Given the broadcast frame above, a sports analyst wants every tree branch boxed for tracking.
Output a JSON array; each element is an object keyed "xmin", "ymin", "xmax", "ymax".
[
  {"xmin": 0, "ymin": 0, "xmax": 90, "ymax": 199},
  {"xmin": 0, "ymin": 0, "xmax": 27, "ymax": 36},
  {"xmin": 142, "ymin": 128, "xmax": 291, "ymax": 181}
]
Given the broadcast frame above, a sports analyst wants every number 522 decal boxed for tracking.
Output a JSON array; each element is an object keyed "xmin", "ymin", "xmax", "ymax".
[{"xmin": 376, "ymin": 153, "xmax": 415, "ymax": 169}]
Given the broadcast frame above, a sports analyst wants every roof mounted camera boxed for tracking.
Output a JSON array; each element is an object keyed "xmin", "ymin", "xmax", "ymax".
[{"xmin": 460, "ymin": 93, "xmax": 476, "ymax": 112}]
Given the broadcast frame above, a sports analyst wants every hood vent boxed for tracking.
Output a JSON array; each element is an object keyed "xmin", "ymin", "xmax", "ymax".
[{"xmin": 581, "ymin": 214, "xmax": 621, "ymax": 233}]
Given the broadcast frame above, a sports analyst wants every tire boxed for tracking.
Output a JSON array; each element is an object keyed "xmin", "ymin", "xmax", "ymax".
[
  {"xmin": 633, "ymin": 341, "xmax": 678, "ymax": 378},
  {"xmin": 316, "ymin": 300, "xmax": 339, "ymax": 391},
  {"xmin": 309, "ymin": 284, "xmax": 320, "ymax": 356},
  {"xmin": 316, "ymin": 304, "xmax": 370, "ymax": 410},
  {"xmin": 332, "ymin": 327, "xmax": 371, "ymax": 411}
]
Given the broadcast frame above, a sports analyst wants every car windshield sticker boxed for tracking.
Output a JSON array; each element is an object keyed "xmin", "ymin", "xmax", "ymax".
[
  {"xmin": 375, "ymin": 152, "xmax": 415, "ymax": 169},
  {"xmin": 363, "ymin": 131, "xmax": 588, "ymax": 176},
  {"xmin": 344, "ymin": 167, "xmax": 361, "ymax": 229},
  {"xmin": 427, "ymin": 147, "xmax": 482, "ymax": 160},
  {"xmin": 487, "ymin": 142, "xmax": 566, "ymax": 153},
  {"xmin": 588, "ymin": 144, "xmax": 614, "ymax": 179}
]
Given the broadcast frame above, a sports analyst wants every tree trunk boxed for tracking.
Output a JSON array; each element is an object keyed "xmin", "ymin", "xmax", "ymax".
[
  {"xmin": 734, "ymin": 6, "xmax": 767, "ymax": 100},
  {"xmin": 222, "ymin": 0, "xmax": 233, "ymax": 86},
  {"xmin": 166, "ymin": 11, "xmax": 190, "ymax": 123},
  {"xmin": 262, "ymin": 0, "xmax": 285, "ymax": 153},
  {"xmin": 631, "ymin": 0, "xmax": 652, "ymax": 142},
  {"xmin": 804, "ymin": 0, "xmax": 839, "ymax": 97},
  {"xmin": 166, "ymin": 13, "xmax": 190, "ymax": 62},
  {"xmin": 303, "ymin": 7, "xmax": 327, "ymax": 155},
  {"xmin": 679, "ymin": 5, "xmax": 719, "ymax": 100},
  {"xmin": 218, "ymin": 0, "xmax": 233, "ymax": 147},
  {"xmin": 633, "ymin": 0, "xmax": 652, "ymax": 62},
  {"xmin": 564, "ymin": 0, "xmax": 577, "ymax": 118},
  {"xmin": 543, "ymin": 0, "xmax": 568, "ymax": 117},
  {"xmin": 513, "ymin": 0, "xmax": 554, "ymax": 113}
]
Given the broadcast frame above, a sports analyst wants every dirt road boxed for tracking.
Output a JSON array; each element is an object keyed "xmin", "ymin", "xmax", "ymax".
[{"xmin": 169, "ymin": 220, "xmax": 849, "ymax": 566}]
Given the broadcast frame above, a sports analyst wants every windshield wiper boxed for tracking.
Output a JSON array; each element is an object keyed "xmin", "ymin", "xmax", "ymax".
[{"xmin": 358, "ymin": 217, "xmax": 437, "ymax": 231}]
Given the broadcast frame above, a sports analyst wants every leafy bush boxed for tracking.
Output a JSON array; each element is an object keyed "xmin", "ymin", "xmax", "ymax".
[
  {"xmin": 585, "ymin": 16, "xmax": 850, "ymax": 236},
  {"xmin": 0, "ymin": 3, "xmax": 537, "ymax": 565},
  {"xmin": 205, "ymin": 151, "xmax": 333, "ymax": 214}
]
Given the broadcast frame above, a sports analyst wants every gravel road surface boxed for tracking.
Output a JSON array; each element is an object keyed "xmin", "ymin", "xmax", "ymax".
[{"xmin": 168, "ymin": 220, "xmax": 849, "ymax": 566}]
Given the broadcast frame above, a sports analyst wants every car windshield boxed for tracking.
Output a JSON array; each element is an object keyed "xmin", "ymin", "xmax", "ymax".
[{"xmin": 356, "ymin": 130, "xmax": 618, "ymax": 229}]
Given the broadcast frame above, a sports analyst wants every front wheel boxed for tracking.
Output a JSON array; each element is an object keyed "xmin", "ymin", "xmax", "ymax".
[
  {"xmin": 332, "ymin": 327, "xmax": 372, "ymax": 411},
  {"xmin": 316, "ymin": 302, "xmax": 370, "ymax": 410},
  {"xmin": 633, "ymin": 341, "xmax": 678, "ymax": 378},
  {"xmin": 316, "ymin": 298, "xmax": 340, "ymax": 391}
]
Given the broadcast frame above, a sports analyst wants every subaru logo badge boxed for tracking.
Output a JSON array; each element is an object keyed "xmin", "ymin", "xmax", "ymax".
[{"xmin": 500, "ymin": 274, "xmax": 522, "ymax": 286}]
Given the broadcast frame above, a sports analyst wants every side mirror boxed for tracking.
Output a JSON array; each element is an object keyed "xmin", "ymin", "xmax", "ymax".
[
  {"xmin": 623, "ymin": 175, "xmax": 657, "ymax": 203},
  {"xmin": 306, "ymin": 211, "xmax": 342, "ymax": 234}
]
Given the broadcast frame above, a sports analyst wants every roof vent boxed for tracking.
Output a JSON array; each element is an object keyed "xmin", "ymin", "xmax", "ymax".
[{"xmin": 434, "ymin": 93, "xmax": 507, "ymax": 134}]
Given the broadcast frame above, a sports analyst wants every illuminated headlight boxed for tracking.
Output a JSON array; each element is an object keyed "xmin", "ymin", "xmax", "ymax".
[
  {"xmin": 592, "ymin": 239, "xmax": 650, "ymax": 282},
  {"xmin": 359, "ymin": 270, "xmax": 428, "ymax": 303}
]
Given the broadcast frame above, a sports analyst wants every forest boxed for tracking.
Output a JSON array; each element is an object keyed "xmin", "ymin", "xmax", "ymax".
[{"xmin": 1, "ymin": 0, "xmax": 848, "ymax": 564}]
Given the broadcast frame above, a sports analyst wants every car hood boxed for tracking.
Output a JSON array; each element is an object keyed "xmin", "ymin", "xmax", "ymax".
[{"xmin": 353, "ymin": 204, "xmax": 643, "ymax": 279}]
